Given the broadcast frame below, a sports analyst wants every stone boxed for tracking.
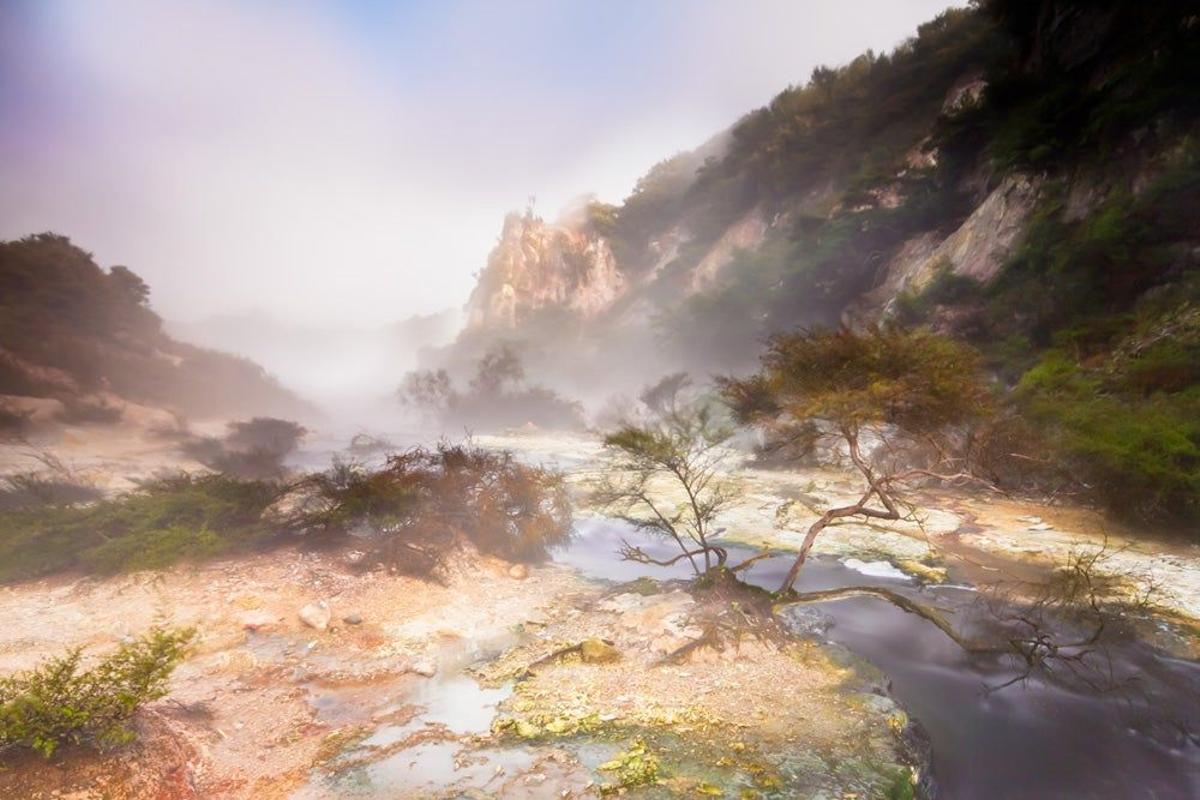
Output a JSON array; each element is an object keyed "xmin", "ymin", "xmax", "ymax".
[
  {"xmin": 580, "ymin": 638, "xmax": 621, "ymax": 664},
  {"xmin": 410, "ymin": 659, "xmax": 437, "ymax": 677},
  {"xmin": 298, "ymin": 601, "xmax": 331, "ymax": 631},
  {"xmin": 508, "ymin": 563, "xmax": 529, "ymax": 580},
  {"xmin": 342, "ymin": 613, "xmax": 363, "ymax": 626},
  {"xmin": 779, "ymin": 606, "xmax": 835, "ymax": 638},
  {"xmin": 238, "ymin": 610, "xmax": 277, "ymax": 632}
]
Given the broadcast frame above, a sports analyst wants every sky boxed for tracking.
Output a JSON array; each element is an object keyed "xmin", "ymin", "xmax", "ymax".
[{"xmin": 1, "ymin": 0, "xmax": 963, "ymax": 327}]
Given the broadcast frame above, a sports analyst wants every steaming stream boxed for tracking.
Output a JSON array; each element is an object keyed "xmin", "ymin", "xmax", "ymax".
[
  {"xmin": 293, "ymin": 430, "xmax": 1200, "ymax": 799},
  {"xmin": 563, "ymin": 518, "xmax": 1200, "ymax": 799}
]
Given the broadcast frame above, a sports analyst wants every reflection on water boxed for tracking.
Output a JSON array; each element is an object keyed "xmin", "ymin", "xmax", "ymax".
[
  {"xmin": 561, "ymin": 517, "xmax": 1200, "ymax": 800},
  {"xmin": 288, "ymin": 435, "xmax": 1200, "ymax": 798}
]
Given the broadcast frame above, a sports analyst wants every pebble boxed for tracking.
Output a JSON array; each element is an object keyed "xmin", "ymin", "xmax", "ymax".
[{"xmin": 342, "ymin": 613, "xmax": 363, "ymax": 625}]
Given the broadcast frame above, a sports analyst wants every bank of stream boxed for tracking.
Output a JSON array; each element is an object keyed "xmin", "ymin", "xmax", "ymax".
[
  {"xmin": 290, "ymin": 429, "xmax": 1200, "ymax": 798},
  {"xmin": 563, "ymin": 518, "xmax": 1200, "ymax": 799}
]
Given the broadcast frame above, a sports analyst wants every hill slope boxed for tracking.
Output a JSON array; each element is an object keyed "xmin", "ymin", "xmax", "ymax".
[
  {"xmin": 446, "ymin": 0, "xmax": 1200, "ymax": 522},
  {"xmin": 0, "ymin": 234, "xmax": 313, "ymax": 430}
]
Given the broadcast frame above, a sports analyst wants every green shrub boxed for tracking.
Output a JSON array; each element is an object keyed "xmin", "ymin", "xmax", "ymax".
[
  {"xmin": 0, "ymin": 627, "xmax": 194, "ymax": 758},
  {"xmin": 0, "ymin": 474, "xmax": 280, "ymax": 582},
  {"xmin": 893, "ymin": 260, "xmax": 983, "ymax": 326},
  {"xmin": 0, "ymin": 438, "xmax": 573, "ymax": 584},
  {"xmin": 1016, "ymin": 351, "xmax": 1200, "ymax": 524},
  {"xmin": 0, "ymin": 472, "xmax": 101, "ymax": 512}
]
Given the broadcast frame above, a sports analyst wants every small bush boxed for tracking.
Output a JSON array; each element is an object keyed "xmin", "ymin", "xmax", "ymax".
[
  {"xmin": 181, "ymin": 416, "xmax": 306, "ymax": 480},
  {"xmin": 0, "ymin": 627, "xmax": 194, "ymax": 758},
  {"xmin": 892, "ymin": 260, "xmax": 983, "ymax": 326},
  {"xmin": 0, "ymin": 473, "xmax": 101, "ymax": 512}
]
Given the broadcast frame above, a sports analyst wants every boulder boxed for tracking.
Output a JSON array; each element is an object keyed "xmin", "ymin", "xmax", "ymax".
[{"xmin": 508, "ymin": 563, "xmax": 530, "ymax": 580}]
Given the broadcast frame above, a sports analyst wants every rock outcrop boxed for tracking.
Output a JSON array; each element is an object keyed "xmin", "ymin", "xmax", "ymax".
[
  {"xmin": 465, "ymin": 211, "xmax": 626, "ymax": 330},
  {"xmin": 861, "ymin": 173, "xmax": 1043, "ymax": 317}
]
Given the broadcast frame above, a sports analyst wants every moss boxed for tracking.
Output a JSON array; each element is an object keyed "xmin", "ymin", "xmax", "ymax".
[
  {"xmin": 598, "ymin": 738, "xmax": 662, "ymax": 793},
  {"xmin": 885, "ymin": 766, "xmax": 918, "ymax": 800}
]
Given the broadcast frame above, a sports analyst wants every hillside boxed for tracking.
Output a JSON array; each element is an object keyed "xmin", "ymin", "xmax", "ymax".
[
  {"xmin": 442, "ymin": 0, "xmax": 1200, "ymax": 523},
  {"xmin": 0, "ymin": 234, "xmax": 313, "ymax": 431}
]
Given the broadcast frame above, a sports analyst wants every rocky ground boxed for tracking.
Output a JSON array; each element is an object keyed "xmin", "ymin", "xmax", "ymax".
[
  {"xmin": 478, "ymin": 431, "xmax": 1200, "ymax": 626},
  {"xmin": 0, "ymin": 427, "xmax": 1196, "ymax": 798},
  {"xmin": 0, "ymin": 541, "xmax": 920, "ymax": 799}
]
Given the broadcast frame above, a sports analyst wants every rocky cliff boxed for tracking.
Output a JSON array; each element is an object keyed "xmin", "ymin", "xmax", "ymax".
[
  {"xmin": 465, "ymin": 211, "xmax": 625, "ymax": 330},
  {"xmin": 452, "ymin": 0, "xmax": 1199, "ymax": 396}
]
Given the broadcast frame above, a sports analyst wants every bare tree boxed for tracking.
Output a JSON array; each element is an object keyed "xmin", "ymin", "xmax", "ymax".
[{"xmin": 594, "ymin": 374, "xmax": 754, "ymax": 575}]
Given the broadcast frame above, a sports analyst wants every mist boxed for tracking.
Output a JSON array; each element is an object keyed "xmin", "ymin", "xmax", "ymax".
[{"xmin": 1, "ymin": 0, "xmax": 962, "ymax": 408}]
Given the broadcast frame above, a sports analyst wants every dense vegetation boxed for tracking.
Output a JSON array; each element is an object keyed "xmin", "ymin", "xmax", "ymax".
[
  {"xmin": 561, "ymin": 1, "xmax": 1200, "ymax": 527},
  {"xmin": 0, "ymin": 234, "xmax": 310, "ymax": 421},
  {"xmin": 0, "ymin": 628, "xmax": 194, "ymax": 758},
  {"xmin": 296, "ymin": 442, "xmax": 572, "ymax": 567},
  {"xmin": 0, "ymin": 441, "xmax": 570, "ymax": 584},
  {"xmin": 0, "ymin": 474, "xmax": 282, "ymax": 581}
]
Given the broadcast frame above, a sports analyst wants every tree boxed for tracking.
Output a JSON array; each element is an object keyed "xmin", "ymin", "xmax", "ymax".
[
  {"xmin": 469, "ymin": 344, "xmax": 524, "ymax": 396},
  {"xmin": 399, "ymin": 368, "xmax": 455, "ymax": 414},
  {"xmin": 719, "ymin": 326, "xmax": 992, "ymax": 593},
  {"xmin": 108, "ymin": 265, "xmax": 150, "ymax": 306},
  {"xmin": 594, "ymin": 374, "xmax": 748, "ymax": 575}
]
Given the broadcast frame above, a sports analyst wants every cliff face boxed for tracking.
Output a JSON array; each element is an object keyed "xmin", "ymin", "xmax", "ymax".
[
  {"xmin": 452, "ymin": 1, "xmax": 1200, "ymax": 390},
  {"xmin": 465, "ymin": 212, "xmax": 625, "ymax": 330}
]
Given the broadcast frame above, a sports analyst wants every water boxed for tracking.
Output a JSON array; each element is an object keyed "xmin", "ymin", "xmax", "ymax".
[
  {"xmin": 560, "ymin": 517, "xmax": 1200, "ymax": 799},
  {"xmin": 289, "ymin": 433, "xmax": 1200, "ymax": 797}
]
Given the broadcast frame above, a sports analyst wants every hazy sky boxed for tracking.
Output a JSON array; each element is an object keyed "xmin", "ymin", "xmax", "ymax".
[{"xmin": 1, "ymin": 0, "xmax": 961, "ymax": 326}]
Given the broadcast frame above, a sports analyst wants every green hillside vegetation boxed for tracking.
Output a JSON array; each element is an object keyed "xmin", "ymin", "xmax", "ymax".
[
  {"xmin": 0, "ymin": 233, "xmax": 311, "ymax": 422},
  {"xmin": 514, "ymin": 1, "xmax": 1200, "ymax": 526}
]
